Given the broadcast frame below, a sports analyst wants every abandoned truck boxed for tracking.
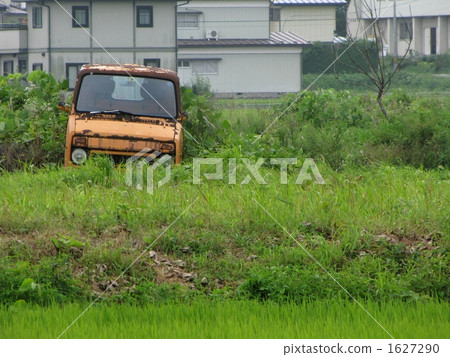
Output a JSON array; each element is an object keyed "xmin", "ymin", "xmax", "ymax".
[{"xmin": 62, "ymin": 64, "xmax": 185, "ymax": 166}]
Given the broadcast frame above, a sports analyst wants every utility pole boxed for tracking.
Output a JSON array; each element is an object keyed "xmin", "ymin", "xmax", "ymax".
[{"xmin": 393, "ymin": 0, "xmax": 398, "ymax": 69}]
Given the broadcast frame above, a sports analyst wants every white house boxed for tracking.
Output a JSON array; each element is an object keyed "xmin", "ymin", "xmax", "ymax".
[
  {"xmin": 0, "ymin": 0, "xmax": 27, "ymax": 75},
  {"xmin": 2, "ymin": 0, "xmax": 312, "ymax": 96},
  {"xmin": 347, "ymin": 0, "xmax": 450, "ymax": 56},
  {"xmin": 20, "ymin": 0, "xmax": 178, "ymax": 88},
  {"xmin": 177, "ymin": 0, "xmax": 311, "ymax": 96},
  {"xmin": 269, "ymin": 0, "xmax": 347, "ymax": 42}
]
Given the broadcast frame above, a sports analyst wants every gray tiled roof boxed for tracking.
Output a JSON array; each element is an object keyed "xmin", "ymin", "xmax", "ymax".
[{"xmin": 179, "ymin": 32, "xmax": 311, "ymax": 47}]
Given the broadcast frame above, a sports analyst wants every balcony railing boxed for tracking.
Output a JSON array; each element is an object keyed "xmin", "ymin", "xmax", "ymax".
[{"xmin": 0, "ymin": 23, "xmax": 27, "ymax": 30}]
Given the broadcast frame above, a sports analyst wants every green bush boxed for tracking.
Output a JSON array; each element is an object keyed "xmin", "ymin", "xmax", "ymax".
[
  {"xmin": 0, "ymin": 72, "xmax": 68, "ymax": 170},
  {"xmin": 303, "ymin": 41, "xmax": 378, "ymax": 74},
  {"xmin": 180, "ymin": 86, "xmax": 225, "ymax": 157},
  {"xmin": 260, "ymin": 89, "xmax": 449, "ymax": 169},
  {"xmin": 367, "ymin": 95, "xmax": 450, "ymax": 168},
  {"xmin": 0, "ymin": 256, "xmax": 84, "ymax": 305}
]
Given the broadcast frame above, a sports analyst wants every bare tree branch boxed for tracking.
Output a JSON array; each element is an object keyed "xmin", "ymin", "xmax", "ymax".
[{"xmin": 335, "ymin": 0, "xmax": 413, "ymax": 119}]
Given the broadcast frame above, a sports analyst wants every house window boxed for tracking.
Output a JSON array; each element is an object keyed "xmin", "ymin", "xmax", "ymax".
[
  {"xmin": 137, "ymin": 6, "xmax": 153, "ymax": 27},
  {"xmin": 270, "ymin": 8, "xmax": 280, "ymax": 21},
  {"xmin": 177, "ymin": 60, "xmax": 190, "ymax": 68},
  {"xmin": 32, "ymin": 63, "xmax": 43, "ymax": 71},
  {"xmin": 18, "ymin": 59, "xmax": 27, "ymax": 74},
  {"xmin": 66, "ymin": 63, "xmax": 86, "ymax": 90},
  {"xmin": 192, "ymin": 60, "xmax": 218, "ymax": 75},
  {"xmin": 178, "ymin": 13, "xmax": 199, "ymax": 28},
  {"xmin": 144, "ymin": 58, "xmax": 160, "ymax": 67},
  {"xmin": 430, "ymin": 27, "xmax": 437, "ymax": 55},
  {"xmin": 3, "ymin": 61, "xmax": 13, "ymax": 76},
  {"xmin": 72, "ymin": 6, "xmax": 89, "ymax": 28},
  {"xmin": 32, "ymin": 6, "xmax": 42, "ymax": 28},
  {"xmin": 399, "ymin": 19, "xmax": 412, "ymax": 40}
]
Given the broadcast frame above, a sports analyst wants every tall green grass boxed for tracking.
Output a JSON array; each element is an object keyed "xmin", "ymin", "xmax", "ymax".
[
  {"xmin": 0, "ymin": 162, "xmax": 448, "ymax": 305},
  {"xmin": 0, "ymin": 300, "xmax": 448, "ymax": 338}
]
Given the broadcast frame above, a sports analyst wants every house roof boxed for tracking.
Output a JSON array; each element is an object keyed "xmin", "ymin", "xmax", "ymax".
[
  {"xmin": 271, "ymin": 0, "xmax": 347, "ymax": 5},
  {"xmin": 178, "ymin": 31, "xmax": 311, "ymax": 47},
  {"xmin": 355, "ymin": 0, "xmax": 450, "ymax": 19},
  {"xmin": 270, "ymin": 31, "xmax": 312, "ymax": 45},
  {"xmin": 3, "ymin": 6, "xmax": 27, "ymax": 16}
]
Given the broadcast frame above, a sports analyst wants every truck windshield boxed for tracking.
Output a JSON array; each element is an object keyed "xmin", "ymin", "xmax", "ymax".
[{"xmin": 76, "ymin": 74, "xmax": 177, "ymax": 119}]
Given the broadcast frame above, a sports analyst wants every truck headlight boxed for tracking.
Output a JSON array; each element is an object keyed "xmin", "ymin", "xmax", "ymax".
[
  {"xmin": 160, "ymin": 143, "xmax": 174, "ymax": 152},
  {"xmin": 71, "ymin": 148, "xmax": 88, "ymax": 165}
]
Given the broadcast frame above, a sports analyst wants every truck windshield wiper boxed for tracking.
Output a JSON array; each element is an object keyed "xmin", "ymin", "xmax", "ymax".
[{"xmin": 103, "ymin": 109, "xmax": 135, "ymax": 117}]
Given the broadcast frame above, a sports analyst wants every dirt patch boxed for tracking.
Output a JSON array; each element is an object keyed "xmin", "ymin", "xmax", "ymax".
[
  {"xmin": 149, "ymin": 251, "xmax": 197, "ymax": 287},
  {"xmin": 0, "ymin": 232, "xmax": 56, "ymax": 261},
  {"xmin": 373, "ymin": 232, "xmax": 441, "ymax": 252},
  {"xmin": 356, "ymin": 231, "xmax": 444, "ymax": 258}
]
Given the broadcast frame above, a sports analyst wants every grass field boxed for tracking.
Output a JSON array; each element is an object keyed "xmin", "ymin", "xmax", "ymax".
[
  {"xmin": 1, "ymin": 300, "xmax": 448, "ymax": 339},
  {"xmin": 0, "ymin": 162, "xmax": 448, "ymax": 308},
  {"xmin": 1, "ymin": 77, "xmax": 449, "ymax": 338}
]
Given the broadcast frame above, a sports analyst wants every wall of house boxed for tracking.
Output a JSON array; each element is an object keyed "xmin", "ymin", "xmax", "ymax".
[
  {"xmin": 346, "ymin": 0, "xmax": 360, "ymax": 38},
  {"xmin": 178, "ymin": 47, "xmax": 302, "ymax": 94},
  {"xmin": 0, "ymin": 27, "xmax": 27, "ymax": 54},
  {"xmin": 270, "ymin": 6, "xmax": 336, "ymax": 42},
  {"xmin": 0, "ymin": 25, "xmax": 27, "ymax": 75},
  {"xmin": 177, "ymin": 0, "xmax": 269, "ymax": 40},
  {"xmin": 26, "ymin": 0, "xmax": 177, "ymax": 80},
  {"xmin": 27, "ymin": 3, "xmax": 48, "ymax": 53},
  {"xmin": 347, "ymin": 0, "xmax": 450, "ymax": 56}
]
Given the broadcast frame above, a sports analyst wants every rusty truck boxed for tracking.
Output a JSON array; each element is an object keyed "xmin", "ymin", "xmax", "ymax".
[{"xmin": 62, "ymin": 64, "xmax": 185, "ymax": 166}]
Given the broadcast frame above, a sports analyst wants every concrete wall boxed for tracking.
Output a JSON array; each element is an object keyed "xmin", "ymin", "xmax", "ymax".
[
  {"xmin": 178, "ymin": 46, "xmax": 302, "ymax": 94},
  {"xmin": 177, "ymin": 0, "xmax": 269, "ymax": 40},
  {"xmin": 270, "ymin": 6, "xmax": 336, "ymax": 42}
]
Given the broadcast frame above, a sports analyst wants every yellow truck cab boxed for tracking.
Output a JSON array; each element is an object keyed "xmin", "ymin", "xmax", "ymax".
[{"xmin": 64, "ymin": 64, "xmax": 184, "ymax": 166}]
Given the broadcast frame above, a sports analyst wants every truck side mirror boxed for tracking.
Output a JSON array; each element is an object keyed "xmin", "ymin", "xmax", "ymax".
[{"xmin": 58, "ymin": 101, "xmax": 70, "ymax": 113}]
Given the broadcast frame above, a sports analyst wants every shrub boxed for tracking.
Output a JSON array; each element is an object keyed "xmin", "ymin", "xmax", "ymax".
[
  {"xmin": 189, "ymin": 75, "xmax": 212, "ymax": 96},
  {"xmin": 180, "ymin": 86, "xmax": 224, "ymax": 157},
  {"xmin": 303, "ymin": 41, "xmax": 378, "ymax": 74},
  {"xmin": 260, "ymin": 89, "xmax": 449, "ymax": 169},
  {"xmin": 0, "ymin": 72, "xmax": 68, "ymax": 170}
]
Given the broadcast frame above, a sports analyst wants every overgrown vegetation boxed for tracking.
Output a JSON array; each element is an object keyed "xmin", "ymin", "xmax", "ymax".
[
  {"xmin": 0, "ymin": 72, "xmax": 68, "ymax": 170},
  {"xmin": 1, "ymin": 71, "xmax": 449, "ymax": 170},
  {"xmin": 0, "ymin": 69, "xmax": 448, "ymax": 338},
  {"xmin": 260, "ymin": 89, "xmax": 449, "ymax": 169},
  {"xmin": 0, "ymin": 161, "xmax": 448, "ymax": 306}
]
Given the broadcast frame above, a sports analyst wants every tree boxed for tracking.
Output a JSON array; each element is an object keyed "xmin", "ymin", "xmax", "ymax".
[{"xmin": 335, "ymin": 0, "xmax": 412, "ymax": 119}]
